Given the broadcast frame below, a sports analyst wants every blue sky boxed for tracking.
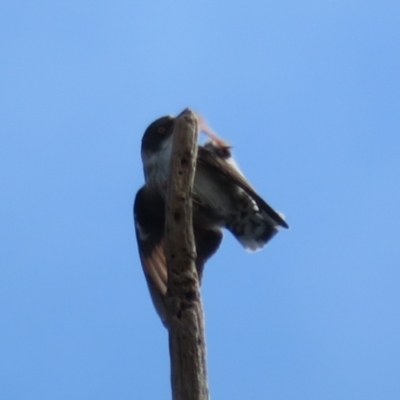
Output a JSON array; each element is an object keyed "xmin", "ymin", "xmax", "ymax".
[{"xmin": 1, "ymin": 1, "xmax": 399, "ymax": 399}]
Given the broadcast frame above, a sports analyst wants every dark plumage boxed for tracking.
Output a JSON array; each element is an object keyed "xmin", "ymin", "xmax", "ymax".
[{"xmin": 134, "ymin": 114, "xmax": 288, "ymax": 325}]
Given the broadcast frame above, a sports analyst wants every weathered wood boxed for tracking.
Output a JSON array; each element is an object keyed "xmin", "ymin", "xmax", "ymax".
[{"xmin": 164, "ymin": 109, "xmax": 209, "ymax": 400}]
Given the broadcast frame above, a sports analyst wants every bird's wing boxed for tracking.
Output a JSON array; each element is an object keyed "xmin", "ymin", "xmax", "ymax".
[
  {"xmin": 134, "ymin": 186, "xmax": 223, "ymax": 325},
  {"xmin": 134, "ymin": 187, "xmax": 168, "ymax": 323},
  {"xmin": 197, "ymin": 146, "xmax": 289, "ymax": 228}
]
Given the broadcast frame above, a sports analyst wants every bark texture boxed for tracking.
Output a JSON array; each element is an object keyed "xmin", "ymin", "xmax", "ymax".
[{"xmin": 165, "ymin": 109, "xmax": 209, "ymax": 400}]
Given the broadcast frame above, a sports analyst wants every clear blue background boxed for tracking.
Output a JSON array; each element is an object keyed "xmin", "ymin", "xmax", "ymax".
[{"xmin": 1, "ymin": 2, "xmax": 399, "ymax": 399}]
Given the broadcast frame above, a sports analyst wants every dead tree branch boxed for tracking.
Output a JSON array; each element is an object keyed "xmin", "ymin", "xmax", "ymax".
[{"xmin": 165, "ymin": 109, "xmax": 209, "ymax": 400}]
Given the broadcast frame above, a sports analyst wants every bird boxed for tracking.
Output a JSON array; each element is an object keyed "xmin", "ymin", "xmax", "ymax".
[{"xmin": 133, "ymin": 113, "xmax": 288, "ymax": 326}]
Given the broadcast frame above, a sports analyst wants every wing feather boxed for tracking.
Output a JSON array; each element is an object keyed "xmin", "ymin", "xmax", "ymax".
[{"xmin": 197, "ymin": 146, "xmax": 289, "ymax": 228}]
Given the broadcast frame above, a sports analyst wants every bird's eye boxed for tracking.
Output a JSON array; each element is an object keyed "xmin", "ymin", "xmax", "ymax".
[{"xmin": 158, "ymin": 126, "xmax": 166, "ymax": 133}]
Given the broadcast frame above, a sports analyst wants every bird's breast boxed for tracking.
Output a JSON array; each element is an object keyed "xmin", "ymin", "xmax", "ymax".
[{"xmin": 142, "ymin": 141, "xmax": 172, "ymax": 195}]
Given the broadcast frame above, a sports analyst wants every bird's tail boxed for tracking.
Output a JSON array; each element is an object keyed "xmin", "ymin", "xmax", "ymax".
[{"xmin": 226, "ymin": 197, "xmax": 288, "ymax": 251}]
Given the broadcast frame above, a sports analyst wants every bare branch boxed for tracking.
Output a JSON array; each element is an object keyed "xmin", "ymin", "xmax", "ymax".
[{"xmin": 165, "ymin": 109, "xmax": 209, "ymax": 400}]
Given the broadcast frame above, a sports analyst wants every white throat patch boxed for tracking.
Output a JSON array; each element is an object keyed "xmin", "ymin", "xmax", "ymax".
[{"xmin": 142, "ymin": 136, "xmax": 173, "ymax": 196}]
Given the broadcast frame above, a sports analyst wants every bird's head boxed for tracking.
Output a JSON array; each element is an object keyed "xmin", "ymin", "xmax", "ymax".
[
  {"xmin": 141, "ymin": 115, "xmax": 175, "ymax": 161},
  {"xmin": 140, "ymin": 115, "xmax": 176, "ymax": 187}
]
